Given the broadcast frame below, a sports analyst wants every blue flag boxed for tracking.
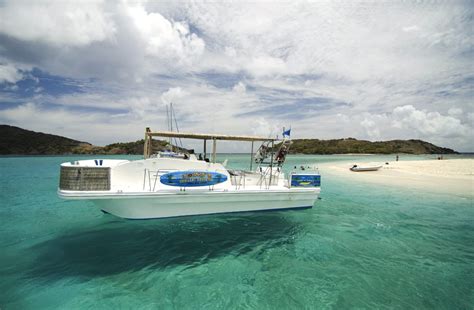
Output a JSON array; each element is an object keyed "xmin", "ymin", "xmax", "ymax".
[{"xmin": 282, "ymin": 128, "xmax": 291, "ymax": 137}]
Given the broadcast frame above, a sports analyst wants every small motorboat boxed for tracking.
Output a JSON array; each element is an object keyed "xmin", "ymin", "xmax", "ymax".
[{"xmin": 350, "ymin": 164, "xmax": 382, "ymax": 172}]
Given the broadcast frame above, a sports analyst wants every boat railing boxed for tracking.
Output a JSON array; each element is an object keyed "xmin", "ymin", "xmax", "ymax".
[
  {"xmin": 228, "ymin": 169, "xmax": 280, "ymax": 189},
  {"xmin": 143, "ymin": 169, "xmax": 178, "ymax": 192},
  {"xmin": 257, "ymin": 166, "xmax": 281, "ymax": 189},
  {"xmin": 229, "ymin": 170, "xmax": 248, "ymax": 190}
]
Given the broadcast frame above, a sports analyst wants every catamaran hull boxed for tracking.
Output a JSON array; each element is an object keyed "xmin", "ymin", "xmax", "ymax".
[{"xmin": 62, "ymin": 190, "xmax": 319, "ymax": 219}]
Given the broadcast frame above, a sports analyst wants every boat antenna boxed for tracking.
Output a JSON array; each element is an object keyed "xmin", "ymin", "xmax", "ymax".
[
  {"xmin": 170, "ymin": 102, "xmax": 172, "ymax": 152},
  {"xmin": 170, "ymin": 102, "xmax": 183, "ymax": 149},
  {"xmin": 165, "ymin": 104, "xmax": 172, "ymax": 151}
]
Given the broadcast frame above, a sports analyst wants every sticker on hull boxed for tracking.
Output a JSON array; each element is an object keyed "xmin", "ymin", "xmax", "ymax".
[
  {"xmin": 291, "ymin": 174, "xmax": 321, "ymax": 187},
  {"xmin": 160, "ymin": 171, "xmax": 228, "ymax": 187}
]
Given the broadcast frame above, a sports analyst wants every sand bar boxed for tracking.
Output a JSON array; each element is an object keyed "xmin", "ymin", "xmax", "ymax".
[{"xmin": 319, "ymin": 159, "xmax": 474, "ymax": 197}]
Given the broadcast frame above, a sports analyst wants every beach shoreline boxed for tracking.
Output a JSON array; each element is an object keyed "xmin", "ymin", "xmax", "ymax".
[{"xmin": 319, "ymin": 159, "xmax": 474, "ymax": 197}]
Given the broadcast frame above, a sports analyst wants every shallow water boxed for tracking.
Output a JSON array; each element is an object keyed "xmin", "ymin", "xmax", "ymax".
[{"xmin": 1, "ymin": 154, "xmax": 473, "ymax": 309}]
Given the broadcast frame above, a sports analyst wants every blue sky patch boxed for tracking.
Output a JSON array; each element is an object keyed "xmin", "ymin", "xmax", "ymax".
[
  {"xmin": 196, "ymin": 71, "xmax": 246, "ymax": 89},
  {"xmin": 1, "ymin": 68, "xmax": 86, "ymax": 98}
]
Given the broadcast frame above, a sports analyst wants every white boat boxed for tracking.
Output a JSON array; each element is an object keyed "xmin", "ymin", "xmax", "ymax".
[
  {"xmin": 350, "ymin": 164, "xmax": 382, "ymax": 172},
  {"xmin": 58, "ymin": 128, "xmax": 321, "ymax": 219}
]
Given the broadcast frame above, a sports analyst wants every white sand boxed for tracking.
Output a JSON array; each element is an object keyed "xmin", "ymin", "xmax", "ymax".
[{"xmin": 319, "ymin": 159, "xmax": 474, "ymax": 197}]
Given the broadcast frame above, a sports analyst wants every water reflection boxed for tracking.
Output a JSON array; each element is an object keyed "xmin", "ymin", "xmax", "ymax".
[{"xmin": 27, "ymin": 212, "xmax": 303, "ymax": 280}]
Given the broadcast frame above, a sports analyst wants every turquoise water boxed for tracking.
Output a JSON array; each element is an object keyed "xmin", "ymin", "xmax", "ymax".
[{"xmin": 1, "ymin": 154, "xmax": 473, "ymax": 309}]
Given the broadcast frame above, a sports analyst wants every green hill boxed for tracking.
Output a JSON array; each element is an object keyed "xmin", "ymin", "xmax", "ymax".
[
  {"xmin": 288, "ymin": 138, "xmax": 457, "ymax": 154},
  {"xmin": 0, "ymin": 125, "xmax": 174, "ymax": 155},
  {"xmin": 0, "ymin": 125, "xmax": 91, "ymax": 155},
  {"xmin": 70, "ymin": 139, "xmax": 172, "ymax": 155}
]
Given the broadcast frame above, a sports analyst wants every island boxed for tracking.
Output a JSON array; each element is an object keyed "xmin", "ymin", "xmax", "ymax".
[
  {"xmin": 0, "ymin": 125, "xmax": 457, "ymax": 155},
  {"xmin": 288, "ymin": 138, "xmax": 457, "ymax": 155}
]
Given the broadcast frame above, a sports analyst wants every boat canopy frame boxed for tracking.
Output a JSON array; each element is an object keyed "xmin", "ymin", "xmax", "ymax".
[{"xmin": 143, "ymin": 128, "xmax": 276, "ymax": 165}]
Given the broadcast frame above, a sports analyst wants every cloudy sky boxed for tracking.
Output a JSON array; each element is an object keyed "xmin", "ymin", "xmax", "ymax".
[{"xmin": 0, "ymin": 0, "xmax": 472, "ymax": 152}]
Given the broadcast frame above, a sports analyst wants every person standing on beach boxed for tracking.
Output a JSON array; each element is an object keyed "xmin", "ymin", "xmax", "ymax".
[{"xmin": 396, "ymin": 155, "xmax": 399, "ymax": 161}]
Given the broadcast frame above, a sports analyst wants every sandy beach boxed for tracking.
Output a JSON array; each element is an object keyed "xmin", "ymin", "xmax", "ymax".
[{"xmin": 320, "ymin": 159, "xmax": 474, "ymax": 197}]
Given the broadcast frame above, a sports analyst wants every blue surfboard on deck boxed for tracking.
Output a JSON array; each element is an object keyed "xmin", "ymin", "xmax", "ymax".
[{"xmin": 160, "ymin": 170, "xmax": 228, "ymax": 187}]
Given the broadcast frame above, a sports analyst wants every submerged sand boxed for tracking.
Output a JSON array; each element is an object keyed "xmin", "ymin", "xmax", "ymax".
[{"xmin": 320, "ymin": 159, "xmax": 474, "ymax": 197}]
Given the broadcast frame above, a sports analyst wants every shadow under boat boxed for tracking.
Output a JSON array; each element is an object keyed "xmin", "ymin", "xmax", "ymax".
[{"xmin": 25, "ymin": 212, "xmax": 304, "ymax": 281}]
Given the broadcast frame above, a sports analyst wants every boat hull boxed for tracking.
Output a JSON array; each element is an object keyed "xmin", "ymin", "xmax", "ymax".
[{"xmin": 76, "ymin": 190, "xmax": 319, "ymax": 219}]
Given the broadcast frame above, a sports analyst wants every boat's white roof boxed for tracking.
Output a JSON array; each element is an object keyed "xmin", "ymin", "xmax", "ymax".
[{"xmin": 147, "ymin": 131, "xmax": 276, "ymax": 142}]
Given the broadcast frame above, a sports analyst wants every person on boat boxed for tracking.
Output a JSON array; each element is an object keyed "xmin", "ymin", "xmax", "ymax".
[{"xmin": 275, "ymin": 146, "xmax": 288, "ymax": 164}]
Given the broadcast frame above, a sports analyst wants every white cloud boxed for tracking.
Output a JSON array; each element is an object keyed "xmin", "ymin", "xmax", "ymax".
[
  {"xmin": 125, "ymin": 3, "xmax": 205, "ymax": 65},
  {"xmin": 361, "ymin": 118, "xmax": 380, "ymax": 140},
  {"xmin": 402, "ymin": 25, "xmax": 420, "ymax": 32},
  {"xmin": 0, "ymin": 64, "xmax": 23, "ymax": 83},
  {"xmin": 251, "ymin": 117, "xmax": 279, "ymax": 137},
  {"xmin": 179, "ymin": 2, "xmax": 472, "ymax": 80},
  {"xmin": 0, "ymin": 0, "xmax": 115, "ymax": 47},
  {"xmin": 392, "ymin": 105, "xmax": 469, "ymax": 138},
  {"xmin": 160, "ymin": 87, "xmax": 186, "ymax": 105},
  {"xmin": 244, "ymin": 56, "xmax": 287, "ymax": 77},
  {"xmin": 232, "ymin": 82, "xmax": 246, "ymax": 93},
  {"xmin": 468, "ymin": 113, "xmax": 474, "ymax": 125},
  {"xmin": 448, "ymin": 107, "xmax": 463, "ymax": 117}
]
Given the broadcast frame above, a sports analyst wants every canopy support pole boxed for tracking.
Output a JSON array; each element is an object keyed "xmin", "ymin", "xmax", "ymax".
[
  {"xmin": 269, "ymin": 140, "xmax": 274, "ymax": 187},
  {"xmin": 212, "ymin": 138, "xmax": 217, "ymax": 163},
  {"xmin": 250, "ymin": 141, "xmax": 254, "ymax": 171},
  {"xmin": 144, "ymin": 128, "xmax": 151, "ymax": 158}
]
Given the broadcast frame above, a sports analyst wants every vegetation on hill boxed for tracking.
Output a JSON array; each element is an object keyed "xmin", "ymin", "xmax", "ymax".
[
  {"xmin": 0, "ymin": 125, "xmax": 457, "ymax": 155},
  {"xmin": 0, "ymin": 125, "xmax": 174, "ymax": 155},
  {"xmin": 70, "ymin": 139, "xmax": 172, "ymax": 155},
  {"xmin": 288, "ymin": 138, "xmax": 457, "ymax": 154},
  {"xmin": 0, "ymin": 125, "xmax": 90, "ymax": 155}
]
